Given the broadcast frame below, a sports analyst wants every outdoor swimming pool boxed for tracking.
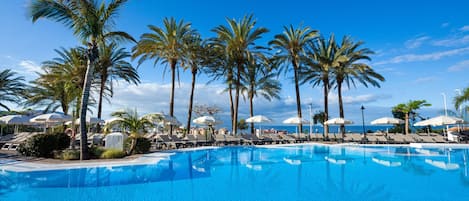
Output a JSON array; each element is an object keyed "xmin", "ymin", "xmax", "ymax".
[{"xmin": 1, "ymin": 144, "xmax": 469, "ymax": 201}]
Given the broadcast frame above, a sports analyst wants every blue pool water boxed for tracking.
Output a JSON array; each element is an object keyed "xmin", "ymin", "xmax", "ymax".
[{"xmin": 1, "ymin": 145, "xmax": 469, "ymax": 201}]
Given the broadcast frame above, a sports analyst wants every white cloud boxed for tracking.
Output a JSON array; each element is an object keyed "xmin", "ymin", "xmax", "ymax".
[
  {"xmin": 432, "ymin": 35, "xmax": 469, "ymax": 47},
  {"xmin": 18, "ymin": 60, "xmax": 41, "ymax": 74},
  {"xmin": 460, "ymin": 25, "xmax": 469, "ymax": 32},
  {"xmin": 374, "ymin": 46, "xmax": 469, "ymax": 65},
  {"xmin": 441, "ymin": 22, "xmax": 450, "ymax": 28},
  {"xmin": 448, "ymin": 59, "xmax": 469, "ymax": 72},
  {"xmin": 327, "ymin": 93, "xmax": 391, "ymax": 105},
  {"xmin": 404, "ymin": 36, "xmax": 430, "ymax": 49},
  {"xmin": 413, "ymin": 76, "xmax": 438, "ymax": 84}
]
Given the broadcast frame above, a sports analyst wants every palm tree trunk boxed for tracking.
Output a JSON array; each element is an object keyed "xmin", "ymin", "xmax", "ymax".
[
  {"xmin": 292, "ymin": 61, "xmax": 303, "ymax": 134},
  {"xmin": 323, "ymin": 79, "xmax": 329, "ymax": 139},
  {"xmin": 228, "ymin": 83, "xmax": 234, "ymax": 135},
  {"xmin": 337, "ymin": 81, "xmax": 345, "ymax": 138},
  {"xmin": 186, "ymin": 69, "xmax": 197, "ymax": 136},
  {"xmin": 405, "ymin": 113, "xmax": 409, "ymax": 135},
  {"xmin": 249, "ymin": 90, "xmax": 254, "ymax": 135},
  {"xmin": 129, "ymin": 137, "xmax": 136, "ymax": 155},
  {"xmin": 233, "ymin": 64, "xmax": 241, "ymax": 136},
  {"xmin": 169, "ymin": 60, "xmax": 176, "ymax": 137},
  {"xmin": 97, "ymin": 74, "xmax": 105, "ymax": 133},
  {"xmin": 79, "ymin": 44, "xmax": 98, "ymax": 160}
]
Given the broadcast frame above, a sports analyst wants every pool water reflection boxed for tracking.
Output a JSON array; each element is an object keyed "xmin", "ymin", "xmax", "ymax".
[{"xmin": 1, "ymin": 145, "xmax": 469, "ymax": 201}]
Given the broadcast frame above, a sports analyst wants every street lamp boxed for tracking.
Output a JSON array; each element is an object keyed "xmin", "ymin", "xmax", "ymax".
[
  {"xmin": 361, "ymin": 105, "xmax": 366, "ymax": 143},
  {"xmin": 442, "ymin": 93, "xmax": 449, "ymax": 137},
  {"xmin": 309, "ymin": 103, "xmax": 313, "ymax": 138}
]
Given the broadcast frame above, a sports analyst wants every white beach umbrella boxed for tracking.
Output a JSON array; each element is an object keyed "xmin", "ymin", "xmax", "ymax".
[
  {"xmin": 283, "ymin": 117, "xmax": 309, "ymax": 135},
  {"xmin": 324, "ymin": 117, "xmax": 353, "ymax": 125},
  {"xmin": 371, "ymin": 117, "xmax": 404, "ymax": 134},
  {"xmin": 104, "ymin": 117, "xmax": 124, "ymax": 125},
  {"xmin": 414, "ymin": 115, "xmax": 464, "ymax": 126},
  {"xmin": 30, "ymin": 112, "xmax": 72, "ymax": 132},
  {"xmin": 246, "ymin": 115, "xmax": 272, "ymax": 123},
  {"xmin": 193, "ymin": 115, "xmax": 216, "ymax": 125},
  {"xmin": 371, "ymin": 117, "xmax": 404, "ymax": 125},
  {"xmin": 0, "ymin": 115, "xmax": 33, "ymax": 134},
  {"xmin": 246, "ymin": 115, "xmax": 272, "ymax": 136},
  {"xmin": 66, "ymin": 117, "xmax": 104, "ymax": 125},
  {"xmin": 30, "ymin": 112, "xmax": 72, "ymax": 123},
  {"xmin": 282, "ymin": 117, "xmax": 309, "ymax": 124},
  {"xmin": 0, "ymin": 115, "xmax": 32, "ymax": 125}
]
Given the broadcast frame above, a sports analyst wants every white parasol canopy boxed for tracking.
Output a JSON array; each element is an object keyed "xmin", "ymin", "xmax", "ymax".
[
  {"xmin": 104, "ymin": 117, "xmax": 124, "ymax": 125},
  {"xmin": 65, "ymin": 117, "xmax": 104, "ymax": 125},
  {"xmin": 371, "ymin": 117, "xmax": 404, "ymax": 125},
  {"xmin": 30, "ymin": 112, "xmax": 72, "ymax": 123},
  {"xmin": 324, "ymin": 117, "xmax": 353, "ymax": 125},
  {"xmin": 0, "ymin": 115, "xmax": 32, "ymax": 125},
  {"xmin": 414, "ymin": 115, "xmax": 464, "ymax": 126},
  {"xmin": 283, "ymin": 117, "xmax": 309, "ymax": 135},
  {"xmin": 282, "ymin": 117, "xmax": 309, "ymax": 124},
  {"xmin": 246, "ymin": 115, "xmax": 272, "ymax": 123},
  {"xmin": 246, "ymin": 115, "xmax": 272, "ymax": 136},
  {"xmin": 0, "ymin": 115, "xmax": 33, "ymax": 134},
  {"xmin": 193, "ymin": 115, "xmax": 216, "ymax": 125}
]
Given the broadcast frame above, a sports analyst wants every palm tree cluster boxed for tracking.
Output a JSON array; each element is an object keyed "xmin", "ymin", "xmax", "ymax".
[{"xmin": 0, "ymin": 0, "xmax": 387, "ymax": 159}]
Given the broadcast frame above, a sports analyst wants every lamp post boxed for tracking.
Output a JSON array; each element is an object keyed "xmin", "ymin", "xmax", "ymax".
[
  {"xmin": 361, "ymin": 105, "xmax": 366, "ymax": 143},
  {"xmin": 442, "ymin": 93, "xmax": 449, "ymax": 137},
  {"xmin": 309, "ymin": 103, "xmax": 313, "ymax": 138}
]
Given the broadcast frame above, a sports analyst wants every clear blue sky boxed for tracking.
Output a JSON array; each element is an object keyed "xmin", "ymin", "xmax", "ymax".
[{"xmin": 1, "ymin": 0, "xmax": 469, "ymax": 126}]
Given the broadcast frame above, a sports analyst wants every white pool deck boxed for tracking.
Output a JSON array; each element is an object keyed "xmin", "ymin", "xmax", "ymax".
[{"xmin": 1, "ymin": 143, "xmax": 469, "ymax": 173}]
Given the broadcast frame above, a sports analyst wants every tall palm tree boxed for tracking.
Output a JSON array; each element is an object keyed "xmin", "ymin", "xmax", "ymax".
[
  {"xmin": 211, "ymin": 14, "xmax": 268, "ymax": 135},
  {"xmin": 269, "ymin": 25, "xmax": 318, "ymax": 134},
  {"xmin": 205, "ymin": 43, "xmax": 236, "ymax": 134},
  {"xmin": 0, "ymin": 69, "xmax": 26, "ymax": 111},
  {"xmin": 392, "ymin": 100, "xmax": 431, "ymax": 135},
  {"xmin": 182, "ymin": 33, "xmax": 209, "ymax": 135},
  {"xmin": 242, "ymin": 58, "xmax": 281, "ymax": 134},
  {"xmin": 107, "ymin": 109, "xmax": 153, "ymax": 154},
  {"xmin": 301, "ymin": 34, "xmax": 348, "ymax": 139},
  {"xmin": 332, "ymin": 36, "xmax": 385, "ymax": 138},
  {"xmin": 454, "ymin": 87, "xmax": 469, "ymax": 112},
  {"xmin": 25, "ymin": 47, "xmax": 88, "ymax": 115},
  {"xmin": 132, "ymin": 17, "xmax": 193, "ymax": 136},
  {"xmin": 96, "ymin": 42, "xmax": 140, "ymax": 131},
  {"xmin": 30, "ymin": 0, "xmax": 134, "ymax": 159}
]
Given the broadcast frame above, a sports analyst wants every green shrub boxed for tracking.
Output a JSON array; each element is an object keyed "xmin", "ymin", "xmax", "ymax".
[
  {"xmin": 89, "ymin": 146, "xmax": 106, "ymax": 159},
  {"xmin": 124, "ymin": 137, "xmax": 151, "ymax": 154},
  {"xmin": 100, "ymin": 149, "xmax": 126, "ymax": 159},
  {"xmin": 59, "ymin": 149, "xmax": 80, "ymax": 160},
  {"xmin": 17, "ymin": 133, "xmax": 70, "ymax": 158}
]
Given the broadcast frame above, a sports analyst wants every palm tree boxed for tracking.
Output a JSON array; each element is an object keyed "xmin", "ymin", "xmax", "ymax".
[
  {"xmin": 30, "ymin": 0, "xmax": 134, "ymax": 159},
  {"xmin": 0, "ymin": 69, "xmax": 26, "ymax": 111},
  {"xmin": 96, "ymin": 42, "xmax": 140, "ymax": 131},
  {"xmin": 392, "ymin": 100, "xmax": 431, "ymax": 135},
  {"xmin": 269, "ymin": 25, "xmax": 318, "ymax": 134},
  {"xmin": 211, "ymin": 14, "xmax": 268, "ymax": 135},
  {"xmin": 242, "ymin": 58, "xmax": 281, "ymax": 134},
  {"xmin": 454, "ymin": 87, "xmax": 469, "ymax": 112},
  {"xmin": 132, "ymin": 17, "xmax": 193, "ymax": 136},
  {"xmin": 302, "ymin": 34, "xmax": 347, "ymax": 139},
  {"xmin": 182, "ymin": 33, "xmax": 209, "ymax": 135},
  {"xmin": 107, "ymin": 109, "xmax": 153, "ymax": 155},
  {"xmin": 25, "ymin": 47, "xmax": 88, "ymax": 115},
  {"xmin": 332, "ymin": 36, "xmax": 385, "ymax": 138},
  {"xmin": 205, "ymin": 43, "xmax": 236, "ymax": 134}
]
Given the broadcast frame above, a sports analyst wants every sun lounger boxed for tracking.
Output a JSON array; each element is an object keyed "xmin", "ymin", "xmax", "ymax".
[{"xmin": 278, "ymin": 133, "xmax": 296, "ymax": 143}]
